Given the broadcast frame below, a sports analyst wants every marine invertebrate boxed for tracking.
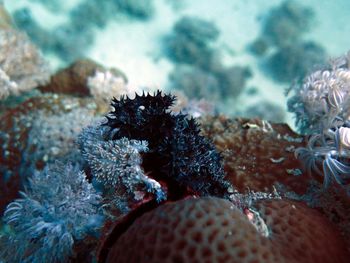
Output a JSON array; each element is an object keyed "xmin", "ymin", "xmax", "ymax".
[
  {"xmin": 101, "ymin": 197, "xmax": 349, "ymax": 263},
  {"xmin": 0, "ymin": 28, "xmax": 50, "ymax": 99},
  {"xmin": 103, "ymin": 91, "xmax": 231, "ymax": 198},
  {"xmin": 288, "ymin": 52, "xmax": 350, "ymax": 188},
  {"xmin": 78, "ymin": 124, "xmax": 166, "ymax": 213},
  {"xmin": 21, "ymin": 106, "xmax": 96, "ymax": 177},
  {"xmin": 0, "ymin": 162, "xmax": 104, "ymax": 263},
  {"xmin": 295, "ymin": 126, "xmax": 350, "ymax": 188},
  {"xmin": 287, "ymin": 52, "xmax": 350, "ymax": 133},
  {"xmin": 0, "ymin": 94, "xmax": 98, "ymax": 213}
]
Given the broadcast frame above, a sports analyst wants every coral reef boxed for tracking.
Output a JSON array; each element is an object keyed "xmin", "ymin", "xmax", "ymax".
[
  {"xmin": 199, "ymin": 115, "xmax": 308, "ymax": 193},
  {"xmin": 39, "ymin": 59, "xmax": 127, "ymax": 99},
  {"xmin": 0, "ymin": 162, "xmax": 104, "ymax": 263},
  {"xmin": 288, "ymin": 52, "xmax": 350, "ymax": 133},
  {"xmin": 287, "ymin": 52, "xmax": 350, "ymax": 188},
  {"xmin": 102, "ymin": 197, "xmax": 349, "ymax": 263},
  {"xmin": 0, "ymin": 28, "xmax": 50, "ymax": 100},
  {"xmin": 87, "ymin": 70, "xmax": 134, "ymax": 113},
  {"xmin": 78, "ymin": 124, "xmax": 165, "ymax": 213},
  {"xmin": 0, "ymin": 94, "xmax": 98, "ymax": 213},
  {"xmin": 284, "ymin": 180, "xmax": 350, "ymax": 250},
  {"xmin": 103, "ymin": 91, "xmax": 232, "ymax": 198},
  {"xmin": 242, "ymin": 101, "xmax": 285, "ymax": 122}
]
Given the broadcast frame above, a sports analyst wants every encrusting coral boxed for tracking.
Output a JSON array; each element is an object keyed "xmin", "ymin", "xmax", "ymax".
[{"xmin": 199, "ymin": 115, "xmax": 308, "ymax": 194}]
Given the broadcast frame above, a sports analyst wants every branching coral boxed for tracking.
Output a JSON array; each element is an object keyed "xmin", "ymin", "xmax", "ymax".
[
  {"xmin": 0, "ymin": 163, "xmax": 104, "ymax": 263},
  {"xmin": 103, "ymin": 91, "xmax": 231, "ymax": 198},
  {"xmin": 0, "ymin": 28, "xmax": 50, "ymax": 100}
]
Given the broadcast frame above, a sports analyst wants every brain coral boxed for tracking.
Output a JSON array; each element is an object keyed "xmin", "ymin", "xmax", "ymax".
[{"xmin": 103, "ymin": 197, "xmax": 349, "ymax": 263}]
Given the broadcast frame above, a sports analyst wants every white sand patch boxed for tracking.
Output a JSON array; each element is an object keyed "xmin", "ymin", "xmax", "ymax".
[{"xmin": 4, "ymin": 0, "xmax": 350, "ymax": 130}]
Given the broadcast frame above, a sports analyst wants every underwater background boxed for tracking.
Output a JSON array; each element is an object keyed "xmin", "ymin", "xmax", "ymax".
[
  {"xmin": 5, "ymin": 0, "xmax": 350, "ymax": 126},
  {"xmin": 1, "ymin": 0, "xmax": 350, "ymax": 262}
]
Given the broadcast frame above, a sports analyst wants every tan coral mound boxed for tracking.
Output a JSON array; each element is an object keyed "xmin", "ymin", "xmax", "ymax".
[
  {"xmin": 105, "ymin": 197, "xmax": 349, "ymax": 263},
  {"xmin": 199, "ymin": 116, "xmax": 311, "ymax": 193},
  {"xmin": 39, "ymin": 59, "xmax": 126, "ymax": 98}
]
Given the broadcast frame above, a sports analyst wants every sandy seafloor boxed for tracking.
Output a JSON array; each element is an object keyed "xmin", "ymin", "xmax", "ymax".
[{"xmin": 5, "ymin": 0, "xmax": 350, "ymax": 129}]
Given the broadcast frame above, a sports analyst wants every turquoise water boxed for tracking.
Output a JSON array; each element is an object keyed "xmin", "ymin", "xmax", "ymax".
[
  {"xmin": 5, "ymin": 0, "xmax": 350, "ymax": 123},
  {"xmin": 1, "ymin": 1, "xmax": 350, "ymax": 262}
]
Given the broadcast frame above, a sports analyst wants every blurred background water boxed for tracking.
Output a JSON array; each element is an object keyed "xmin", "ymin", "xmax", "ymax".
[{"xmin": 4, "ymin": 0, "xmax": 350, "ymax": 127}]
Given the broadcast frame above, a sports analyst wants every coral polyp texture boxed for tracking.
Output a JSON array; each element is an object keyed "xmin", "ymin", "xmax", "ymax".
[
  {"xmin": 103, "ymin": 197, "xmax": 349, "ymax": 263},
  {"xmin": 0, "ymin": 28, "xmax": 50, "ymax": 100},
  {"xmin": 79, "ymin": 124, "xmax": 166, "ymax": 213},
  {"xmin": 288, "ymin": 52, "xmax": 350, "ymax": 188},
  {"xmin": 0, "ymin": 94, "xmax": 97, "ymax": 213},
  {"xmin": 288, "ymin": 52, "xmax": 350, "ymax": 133},
  {"xmin": 103, "ymin": 91, "xmax": 232, "ymax": 198},
  {"xmin": 0, "ymin": 163, "xmax": 104, "ymax": 263}
]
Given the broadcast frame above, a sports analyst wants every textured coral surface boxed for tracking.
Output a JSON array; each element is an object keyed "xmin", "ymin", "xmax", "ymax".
[
  {"xmin": 105, "ymin": 197, "xmax": 349, "ymax": 263},
  {"xmin": 199, "ymin": 115, "xmax": 310, "ymax": 193}
]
